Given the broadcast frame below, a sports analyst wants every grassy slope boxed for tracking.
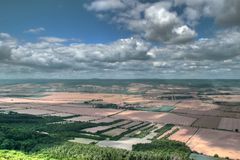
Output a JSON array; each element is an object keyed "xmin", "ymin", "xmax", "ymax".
[{"xmin": 0, "ymin": 150, "xmax": 52, "ymax": 160}]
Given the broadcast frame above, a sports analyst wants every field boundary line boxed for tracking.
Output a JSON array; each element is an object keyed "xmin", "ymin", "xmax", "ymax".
[
  {"xmin": 108, "ymin": 109, "xmax": 126, "ymax": 117},
  {"xmin": 186, "ymin": 127, "xmax": 199, "ymax": 144}
]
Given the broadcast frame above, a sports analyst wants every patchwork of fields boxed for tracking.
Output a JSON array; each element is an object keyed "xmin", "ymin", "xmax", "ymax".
[{"xmin": 0, "ymin": 80, "xmax": 240, "ymax": 160}]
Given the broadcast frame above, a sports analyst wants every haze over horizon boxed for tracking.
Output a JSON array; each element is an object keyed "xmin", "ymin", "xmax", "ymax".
[{"xmin": 0, "ymin": 0, "xmax": 240, "ymax": 79}]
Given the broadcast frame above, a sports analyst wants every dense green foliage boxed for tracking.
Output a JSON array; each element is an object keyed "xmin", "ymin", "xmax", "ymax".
[
  {"xmin": 0, "ymin": 112, "xmax": 104, "ymax": 152},
  {"xmin": 0, "ymin": 150, "xmax": 51, "ymax": 160},
  {"xmin": 0, "ymin": 125, "xmax": 58, "ymax": 152},
  {"xmin": 0, "ymin": 112, "xmax": 62, "ymax": 152},
  {"xmin": 41, "ymin": 142, "xmax": 191, "ymax": 160},
  {"xmin": 133, "ymin": 140, "xmax": 191, "ymax": 160},
  {"xmin": 94, "ymin": 103, "xmax": 119, "ymax": 109},
  {"xmin": 0, "ymin": 141, "xmax": 191, "ymax": 160}
]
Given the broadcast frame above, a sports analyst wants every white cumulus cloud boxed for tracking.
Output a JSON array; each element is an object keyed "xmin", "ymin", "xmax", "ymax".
[{"xmin": 24, "ymin": 27, "xmax": 45, "ymax": 34}]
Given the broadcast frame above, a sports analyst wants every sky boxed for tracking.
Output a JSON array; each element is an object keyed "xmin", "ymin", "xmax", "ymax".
[{"xmin": 0, "ymin": 0, "xmax": 240, "ymax": 79}]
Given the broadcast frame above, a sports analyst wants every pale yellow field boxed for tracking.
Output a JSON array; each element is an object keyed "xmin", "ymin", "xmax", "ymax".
[
  {"xmin": 83, "ymin": 126, "xmax": 113, "ymax": 133},
  {"xmin": 97, "ymin": 138, "xmax": 151, "ymax": 150},
  {"xmin": 169, "ymin": 126, "xmax": 198, "ymax": 143},
  {"xmin": 186, "ymin": 129, "xmax": 240, "ymax": 159},
  {"xmin": 103, "ymin": 128, "xmax": 127, "ymax": 137},
  {"xmin": 174, "ymin": 100, "xmax": 219, "ymax": 110},
  {"xmin": 0, "ymin": 92, "xmax": 174, "ymax": 106},
  {"xmin": 39, "ymin": 105, "xmax": 122, "ymax": 117},
  {"xmin": 13, "ymin": 109, "xmax": 56, "ymax": 115}
]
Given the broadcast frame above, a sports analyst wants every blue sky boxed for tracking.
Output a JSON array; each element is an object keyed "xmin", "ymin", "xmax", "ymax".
[
  {"xmin": 0, "ymin": 0, "xmax": 240, "ymax": 79},
  {"xmin": 0, "ymin": 0, "xmax": 131, "ymax": 43}
]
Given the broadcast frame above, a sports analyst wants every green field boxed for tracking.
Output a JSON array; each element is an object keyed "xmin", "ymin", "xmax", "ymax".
[
  {"xmin": 189, "ymin": 153, "xmax": 221, "ymax": 160},
  {"xmin": 133, "ymin": 106, "xmax": 175, "ymax": 112},
  {"xmin": 130, "ymin": 125, "xmax": 156, "ymax": 138},
  {"xmin": 153, "ymin": 124, "xmax": 175, "ymax": 139}
]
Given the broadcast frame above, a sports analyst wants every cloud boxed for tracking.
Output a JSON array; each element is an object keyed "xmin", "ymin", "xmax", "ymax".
[
  {"xmin": 0, "ymin": 34, "xmax": 152, "ymax": 72},
  {"xmin": 144, "ymin": 28, "xmax": 240, "ymax": 77},
  {"xmin": 0, "ymin": 33, "xmax": 17, "ymax": 61},
  {"xmin": 59, "ymin": 37, "xmax": 152, "ymax": 63},
  {"xmin": 143, "ymin": 4, "xmax": 196, "ymax": 43},
  {"xmin": 0, "ymin": 33, "xmax": 17, "ymax": 47},
  {"xmin": 143, "ymin": 4, "xmax": 180, "ymax": 42},
  {"xmin": 0, "ymin": 46, "xmax": 12, "ymax": 61},
  {"xmin": 85, "ymin": 0, "xmax": 196, "ymax": 44},
  {"xmin": 175, "ymin": 0, "xmax": 240, "ymax": 27},
  {"xmin": 25, "ymin": 27, "xmax": 45, "ymax": 33},
  {"xmin": 152, "ymin": 61, "xmax": 170, "ymax": 68},
  {"xmin": 39, "ymin": 37, "xmax": 68, "ymax": 43},
  {"xmin": 171, "ymin": 25, "xmax": 197, "ymax": 43},
  {"xmin": 173, "ymin": 29, "xmax": 240, "ymax": 61},
  {"xmin": 0, "ymin": 33, "xmax": 11, "ymax": 39},
  {"xmin": 215, "ymin": 0, "xmax": 240, "ymax": 27},
  {"xmin": 85, "ymin": 0, "xmax": 126, "ymax": 11},
  {"xmin": 0, "ymin": 27, "xmax": 240, "ymax": 78}
]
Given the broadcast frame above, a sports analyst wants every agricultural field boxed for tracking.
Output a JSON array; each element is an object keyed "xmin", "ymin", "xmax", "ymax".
[
  {"xmin": 0, "ymin": 79, "xmax": 240, "ymax": 159},
  {"xmin": 112, "ymin": 110, "xmax": 196, "ymax": 126},
  {"xmin": 192, "ymin": 116, "xmax": 221, "ymax": 129},
  {"xmin": 218, "ymin": 118, "xmax": 240, "ymax": 132},
  {"xmin": 210, "ymin": 95, "xmax": 240, "ymax": 103},
  {"xmin": 189, "ymin": 153, "xmax": 219, "ymax": 160},
  {"xmin": 49, "ymin": 112, "xmax": 75, "ymax": 117},
  {"xmin": 68, "ymin": 138, "xmax": 98, "ymax": 144},
  {"xmin": 65, "ymin": 116, "xmax": 98, "ymax": 122},
  {"xmin": 120, "ymin": 121, "xmax": 143, "ymax": 129},
  {"xmin": 186, "ymin": 129, "xmax": 240, "ymax": 160},
  {"xmin": 102, "ymin": 128, "xmax": 128, "ymax": 137},
  {"xmin": 13, "ymin": 108, "xmax": 56, "ymax": 116},
  {"xmin": 169, "ymin": 127, "xmax": 198, "ymax": 143},
  {"xmin": 97, "ymin": 138, "xmax": 151, "ymax": 150},
  {"xmin": 83, "ymin": 126, "xmax": 113, "ymax": 133},
  {"xmin": 133, "ymin": 105, "xmax": 175, "ymax": 112},
  {"xmin": 168, "ymin": 127, "xmax": 240, "ymax": 159},
  {"xmin": 91, "ymin": 117, "xmax": 118, "ymax": 123},
  {"xmin": 83, "ymin": 120, "xmax": 130, "ymax": 133}
]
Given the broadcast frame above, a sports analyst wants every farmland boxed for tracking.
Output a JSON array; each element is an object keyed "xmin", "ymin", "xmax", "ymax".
[{"xmin": 0, "ymin": 79, "xmax": 240, "ymax": 159}]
